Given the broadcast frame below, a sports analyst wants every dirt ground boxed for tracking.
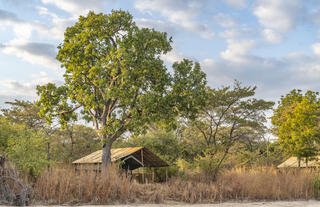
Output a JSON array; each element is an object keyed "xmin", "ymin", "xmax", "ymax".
[
  {"xmin": 16, "ymin": 200, "xmax": 318, "ymax": 207},
  {"xmin": 94, "ymin": 201, "xmax": 316, "ymax": 207},
  {"xmin": 110, "ymin": 201, "xmax": 318, "ymax": 207}
]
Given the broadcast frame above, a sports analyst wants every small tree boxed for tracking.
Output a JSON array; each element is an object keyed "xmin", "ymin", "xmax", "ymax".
[
  {"xmin": 192, "ymin": 81, "xmax": 274, "ymax": 180},
  {"xmin": 36, "ymin": 10, "xmax": 207, "ymax": 166},
  {"xmin": 272, "ymin": 90, "xmax": 320, "ymax": 166}
]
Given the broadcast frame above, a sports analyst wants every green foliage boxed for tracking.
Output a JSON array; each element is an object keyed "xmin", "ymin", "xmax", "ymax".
[
  {"xmin": 0, "ymin": 101, "xmax": 49, "ymax": 177},
  {"xmin": 5, "ymin": 123, "xmax": 48, "ymax": 177},
  {"xmin": 0, "ymin": 116, "xmax": 14, "ymax": 151},
  {"xmin": 272, "ymin": 89, "xmax": 320, "ymax": 160},
  {"xmin": 0, "ymin": 100, "xmax": 100, "ymax": 177},
  {"xmin": 36, "ymin": 10, "xmax": 207, "ymax": 165}
]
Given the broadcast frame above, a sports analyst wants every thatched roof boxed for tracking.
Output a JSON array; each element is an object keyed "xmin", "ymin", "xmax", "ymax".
[
  {"xmin": 277, "ymin": 156, "xmax": 320, "ymax": 168},
  {"xmin": 73, "ymin": 147, "xmax": 168, "ymax": 169}
]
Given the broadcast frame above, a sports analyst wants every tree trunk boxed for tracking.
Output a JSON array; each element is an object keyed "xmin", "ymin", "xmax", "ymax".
[
  {"xmin": 298, "ymin": 157, "xmax": 301, "ymax": 168},
  {"xmin": 102, "ymin": 139, "xmax": 113, "ymax": 167},
  {"xmin": 212, "ymin": 146, "xmax": 230, "ymax": 182},
  {"xmin": 69, "ymin": 129, "xmax": 74, "ymax": 157},
  {"xmin": 306, "ymin": 157, "xmax": 308, "ymax": 168}
]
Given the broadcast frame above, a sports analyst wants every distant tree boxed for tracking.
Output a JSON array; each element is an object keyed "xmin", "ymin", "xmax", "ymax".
[
  {"xmin": 192, "ymin": 81, "xmax": 274, "ymax": 180},
  {"xmin": 272, "ymin": 89, "xmax": 320, "ymax": 166},
  {"xmin": 36, "ymin": 10, "xmax": 207, "ymax": 167},
  {"xmin": 1, "ymin": 100, "xmax": 45, "ymax": 129}
]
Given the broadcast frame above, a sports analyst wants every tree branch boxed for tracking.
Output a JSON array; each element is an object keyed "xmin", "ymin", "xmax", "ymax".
[{"xmin": 58, "ymin": 104, "xmax": 82, "ymax": 114}]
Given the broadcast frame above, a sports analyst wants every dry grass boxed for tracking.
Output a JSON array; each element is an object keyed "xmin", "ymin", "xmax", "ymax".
[
  {"xmin": 217, "ymin": 167, "xmax": 316, "ymax": 200},
  {"xmin": 33, "ymin": 166, "xmax": 320, "ymax": 204}
]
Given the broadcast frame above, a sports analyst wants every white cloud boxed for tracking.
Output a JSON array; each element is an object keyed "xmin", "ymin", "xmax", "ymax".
[
  {"xmin": 202, "ymin": 52, "xmax": 320, "ymax": 100},
  {"xmin": 135, "ymin": 18, "xmax": 176, "ymax": 35},
  {"xmin": 0, "ymin": 9, "xmax": 47, "ymax": 40},
  {"xmin": 262, "ymin": 29, "xmax": 283, "ymax": 44},
  {"xmin": 219, "ymin": 28, "xmax": 254, "ymax": 39},
  {"xmin": 253, "ymin": 0, "xmax": 304, "ymax": 42},
  {"xmin": 312, "ymin": 42, "xmax": 320, "ymax": 55},
  {"xmin": 40, "ymin": 0, "xmax": 109, "ymax": 17},
  {"xmin": 1, "ymin": 39, "xmax": 59, "ymax": 69},
  {"xmin": 37, "ymin": 10, "xmax": 75, "ymax": 40},
  {"xmin": 253, "ymin": 0, "xmax": 303, "ymax": 32},
  {"xmin": 220, "ymin": 39, "xmax": 256, "ymax": 63},
  {"xmin": 37, "ymin": 6, "xmax": 58, "ymax": 19},
  {"xmin": 134, "ymin": 0, "xmax": 214, "ymax": 39},
  {"xmin": 0, "ymin": 8, "xmax": 70, "ymax": 41},
  {"xmin": 0, "ymin": 72, "xmax": 55, "ymax": 96},
  {"xmin": 161, "ymin": 47, "xmax": 185, "ymax": 63},
  {"xmin": 213, "ymin": 13, "xmax": 237, "ymax": 28},
  {"xmin": 13, "ymin": 23, "xmax": 33, "ymax": 39}
]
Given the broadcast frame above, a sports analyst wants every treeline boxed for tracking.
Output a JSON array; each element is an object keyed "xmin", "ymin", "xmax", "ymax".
[
  {"xmin": 0, "ymin": 100, "xmax": 100, "ymax": 178},
  {"xmin": 0, "ymin": 81, "xmax": 284, "ymax": 180}
]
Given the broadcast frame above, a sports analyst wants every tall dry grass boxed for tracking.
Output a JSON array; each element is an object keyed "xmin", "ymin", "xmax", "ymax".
[
  {"xmin": 33, "ymin": 166, "xmax": 320, "ymax": 204},
  {"xmin": 217, "ymin": 167, "xmax": 316, "ymax": 200}
]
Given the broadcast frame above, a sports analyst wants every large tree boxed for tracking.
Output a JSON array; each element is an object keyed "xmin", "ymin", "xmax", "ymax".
[
  {"xmin": 36, "ymin": 10, "xmax": 207, "ymax": 166},
  {"xmin": 272, "ymin": 90, "xmax": 320, "ymax": 166}
]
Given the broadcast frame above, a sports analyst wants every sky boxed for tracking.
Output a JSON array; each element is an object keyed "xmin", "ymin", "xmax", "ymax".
[{"xmin": 0, "ymin": 0, "xmax": 320, "ymax": 108}]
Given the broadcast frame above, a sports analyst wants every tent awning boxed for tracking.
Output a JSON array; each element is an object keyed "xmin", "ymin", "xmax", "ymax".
[
  {"xmin": 72, "ymin": 147, "xmax": 169, "ymax": 168},
  {"xmin": 277, "ymin": 156, "xmax": 320, "ymax": 168}
]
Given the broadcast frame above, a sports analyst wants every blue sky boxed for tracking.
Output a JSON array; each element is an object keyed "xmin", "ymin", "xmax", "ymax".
[{"xmin": 1, "ymin": 0, "xmax": 320, "ymax": 108}]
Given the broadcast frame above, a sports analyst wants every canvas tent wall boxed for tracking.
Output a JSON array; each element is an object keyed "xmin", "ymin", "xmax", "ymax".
[
  {"xmin": 72, "ymin": 147, "xmax": 169, "ymax": 170},
  {"xmin": 277, "ymin": 156, "xmax": 320, "ymax": 168}
]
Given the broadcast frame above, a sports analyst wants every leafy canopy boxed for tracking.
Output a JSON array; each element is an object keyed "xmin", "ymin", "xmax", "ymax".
[
  {"xmin": 36, "ymin": 10, "xmax": 207, "ymax": 158},
  {"xmin": 272, "ymin": 89, "xmax": 320, "ymax": 159}
]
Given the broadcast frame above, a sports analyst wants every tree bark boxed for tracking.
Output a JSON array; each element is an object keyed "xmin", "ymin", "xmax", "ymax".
[
  {"xmin": 212, "ymin": 146, "xmax": 230, "ymax": 182},
  {"xmin": 102, "ymin": 139, "xmax": 113, "ymax": 167},
  {"xmin": 306, "ymin": 157, "xmax": 308, "ymax": 168}
]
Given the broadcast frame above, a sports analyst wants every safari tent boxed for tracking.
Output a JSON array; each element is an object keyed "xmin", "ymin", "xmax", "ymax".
[
  {"xmin": 277, "ymin": 156, "xmax": 320, "ymax": 168},
  {"xmin": 73, "ymin": 146, "xmax": 169, "ymax": 182}
]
